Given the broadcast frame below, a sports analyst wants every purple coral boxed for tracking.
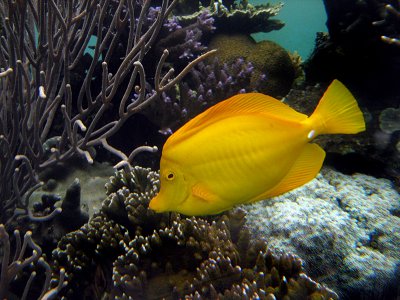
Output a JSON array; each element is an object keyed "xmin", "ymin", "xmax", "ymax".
[
  {"xmin": 164, "ymin": 16, "xmax": 182, "ymax": 32},
  {"xmin": 157, "ymin": 9, "xmax": 215, "ymax": 62},
  {"xmin": 197, "ymin": 9, "xmax": 216, "ymax": 31},
  {"xmin": 178, "ymin": 10, "xmax": 215, "ymax": 60},
  {"xmin": 179, "ymin": 28, "xmax": 206, "ymax": 59},
  {"xmin": 143, "ymin": 57, "xmax": 267, "ymax": 133}
]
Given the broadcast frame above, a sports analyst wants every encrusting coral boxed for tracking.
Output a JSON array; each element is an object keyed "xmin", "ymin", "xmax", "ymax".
[
  {"xmin": 51, "ymin": 167, "xmax": 338, "ymax": 299},
  {"xmin": 242, "ymin": 167, "xmax": 400, "ymax": 299}
]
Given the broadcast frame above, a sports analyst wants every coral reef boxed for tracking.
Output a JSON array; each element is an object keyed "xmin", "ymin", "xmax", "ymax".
[
  {"xmin": 0, "ymin": 1, "xmax": 350, "ymax": 299},
  {"xmin": 175, "ymin": 1, "xmax": 284, "ymax": 34},
  {"xmin": 151, "ymin": 9, "xmax": 216, "ymax": 70},
  {"xmin": 247, "ymin": 40, "xmax": 296, "ymax": 97},
  {"xmin": 208, "ymin": 34, "xmax": 255, "ymax": 64},
  {"xmin": 143, "ymin": 56, "xmax": 264, "ymax": 132},
  {"xmin": 51, "ymin": 167, "xmax": 337, "ymax": 299},
  {"xmin": 209, "ymin": 34, "xmax": 295, "ymax": 97},
  {"xmin": 6, "ymin": 1, "xmax": 396, "ymax": 300},
  {"xmin": 243, "ymin": 167, "xmax": 400, "ymax": 300},
  {"xmin": 86, "ymin": 1, "xmax": 289, "ymax": 163},
  {"xmin": 134, "ymin": 4, "xmax": 290, "ymax": 133},
  {"xmin": 0, "ymin": 0, "xmax": 214, "ymax": 225}
]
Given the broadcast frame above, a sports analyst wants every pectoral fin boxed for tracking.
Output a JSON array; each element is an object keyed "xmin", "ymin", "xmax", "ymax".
[
  {"xmin": 249, "ymin": 143, "xmax": 326, "ymax": 202},
  {"xmin": 192, "ymin": 183, "xmax": 220, "ymax": 203}
]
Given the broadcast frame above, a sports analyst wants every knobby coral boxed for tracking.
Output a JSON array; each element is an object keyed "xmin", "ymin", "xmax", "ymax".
[{"xmin": 51, "ymin": 167, "xmax": 338, "ymax": 299}]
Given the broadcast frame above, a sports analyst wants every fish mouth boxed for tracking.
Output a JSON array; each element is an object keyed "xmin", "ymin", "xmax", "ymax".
[{"xmin": 148, "ymin": 194, "xmax": 165, "ymax": 213}]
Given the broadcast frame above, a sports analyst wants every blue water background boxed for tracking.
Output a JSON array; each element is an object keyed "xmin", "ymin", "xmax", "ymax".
[{"xmin": 251, "ymin": 0, "xmax": 328, "ymax": 59}]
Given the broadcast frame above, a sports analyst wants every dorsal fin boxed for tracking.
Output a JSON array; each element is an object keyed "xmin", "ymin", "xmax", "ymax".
[{"xmin": 168, "ymin": 93, "xmax": 308, "ymax": 145}]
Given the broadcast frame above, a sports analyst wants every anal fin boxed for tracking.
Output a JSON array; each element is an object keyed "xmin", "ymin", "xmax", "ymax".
[{"xmin": 248, "ymin": 143, "xmax": 326, "ymax": 202}]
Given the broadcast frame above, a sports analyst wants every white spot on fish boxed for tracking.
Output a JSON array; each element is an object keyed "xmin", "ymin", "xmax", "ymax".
[{"xmin": 308, "ymin": 130, "xmax": 316, "ymax": 139}]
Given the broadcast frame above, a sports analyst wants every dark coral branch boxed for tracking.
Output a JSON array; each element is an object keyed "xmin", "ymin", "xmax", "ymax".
[
  {"xmin": 0, "ymin": 0, "xmax": 214, "ymax": 224},
  {"xmin": 0, "ymin": 224, "xmax": 66, "ymax": 299}
]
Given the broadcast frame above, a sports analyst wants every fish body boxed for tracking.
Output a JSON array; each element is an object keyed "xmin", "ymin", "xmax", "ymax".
[{"xmin": 149, "ymin": 80, "xmax": 365, "ymax": 215}]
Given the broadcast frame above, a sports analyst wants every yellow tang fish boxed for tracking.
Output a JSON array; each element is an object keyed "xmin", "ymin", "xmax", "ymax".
[{"xmin": 149, "ymin": 80, "xmax": 365, "ymax": 216}]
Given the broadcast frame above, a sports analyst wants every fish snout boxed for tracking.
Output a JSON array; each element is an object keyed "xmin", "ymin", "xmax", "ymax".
[{"xmin": 148, "ymin": 194, "xmax": 165, "ymax": 213}]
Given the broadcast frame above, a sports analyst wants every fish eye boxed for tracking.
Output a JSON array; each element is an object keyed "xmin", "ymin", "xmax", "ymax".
[{"xmin": 166, "ymin": 172, "xmax": 175, "ymax": 181}]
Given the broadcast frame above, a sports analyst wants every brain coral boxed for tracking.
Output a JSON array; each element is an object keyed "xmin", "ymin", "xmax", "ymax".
[
  {"xmin": 247, "ymin": 40, "xmax": 296, "ymax": 97},
  {"xmin": 52, "ymin": 167, "xmax": 337, "ymax": 299},
  {"xmin": 209, "ymin": 34, "xmax": 295, "ymax": 97}
]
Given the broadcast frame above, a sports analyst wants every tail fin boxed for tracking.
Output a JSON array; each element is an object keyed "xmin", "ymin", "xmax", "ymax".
[{"xmin": 309, "ymin": 80, "xmax": 365, "ymax": 135}]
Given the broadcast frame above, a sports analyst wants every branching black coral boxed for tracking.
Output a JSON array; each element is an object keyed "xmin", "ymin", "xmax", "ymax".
[
  {"xmin": 0, "ymin": 224, "xmax": 66, "ymax": 299},
  {"xmin": 0, "ymin": 0, "xmax": 214, "ymax": 225}
]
